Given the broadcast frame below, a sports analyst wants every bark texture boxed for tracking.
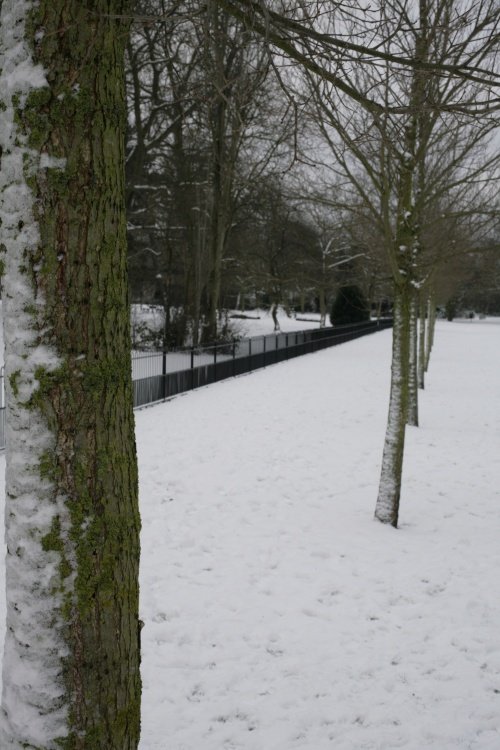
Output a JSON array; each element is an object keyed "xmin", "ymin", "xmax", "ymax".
[
  {"xmin": 407, "ymin": 289, "xmax": 419, "ymax": 426},
  {"xmin": 0, "ymin": 2, "xmax": 141, "ymax": 748},
  {"xmin": 373, "ymin": 0, "xmax": 430, "ymax": 526},
  {"xmin": 417, "ymin": 292, "xmax": 426, "ymax": 389},
  {"xmin": 425, "ymin": 290, "xmax": 436, "ymax": 372},
  {"xmin": 374, "ymin": 286, "xmax": 411, "ymax": 527}
]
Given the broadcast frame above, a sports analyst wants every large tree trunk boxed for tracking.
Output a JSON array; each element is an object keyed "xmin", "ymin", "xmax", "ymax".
[
  {"xmin": 0, "ymin": 2, "xmax": 141, "ymax": 748},
  {"xmin": 374, "ymin": 285, "xmax": 411, "ymax": 527}
]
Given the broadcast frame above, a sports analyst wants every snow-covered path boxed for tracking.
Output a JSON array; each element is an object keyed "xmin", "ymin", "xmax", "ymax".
[{"xmin": 1, "ymin": 319, "xmax": 499, "ymax": 749}]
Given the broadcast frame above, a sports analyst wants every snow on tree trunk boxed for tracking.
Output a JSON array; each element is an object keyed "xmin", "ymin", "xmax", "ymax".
[
  {"xmin": 0, "ymin": 2, "xmax": 141, "ymax": 748},
  {"xmin": 407, "ymin": 289, "xmax": 419, "ymax": 426},
  {"xmin": 425, "ymin": 289, "xmax": 436, "ymax": 372},
  {"xmin": 374, "ymin": 286, "xmax": 411, "ymax": 527},
  {"xmin": 418, "ymin": 292, "xmax": 426, "ymax": 389}
]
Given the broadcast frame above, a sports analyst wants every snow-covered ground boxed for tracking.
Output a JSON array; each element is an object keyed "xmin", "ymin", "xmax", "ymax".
[
  {"xmin": 1, "ymin": 318, "xmax": 500, "ymax": 749},
  {"xmin": 228, "ymin": 309, "xmax": 324, "ymax": 338},
  {"xmin": 135, "ymin": 318, "xmax": 499, "ymax": 749},
  {"xmin": 132, "ymin": 326, "xmax": 330, "ymax": 381},
  {"xmin": 131, "ymin": 308, "xmax": 324, "ymax": 378},
  {"xmin": 131, "ymin": 305, "xmax": 323, "ymax": 351}
]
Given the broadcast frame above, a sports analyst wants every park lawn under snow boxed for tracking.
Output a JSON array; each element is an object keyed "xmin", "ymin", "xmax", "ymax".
[
  {"xmin": 131, "ymin": 304, "xmax": 323, "ymax": 349},
  {"xmin": 1, "ymin": 318, "xmax": 500, "ymax": 748},
  {"xmin": 134, "ymin": 318, "xmax": 500, "ymax": 749},
  {"xmin": 228, "ymin": 308, "xmax": 324, "ymax": 338}
]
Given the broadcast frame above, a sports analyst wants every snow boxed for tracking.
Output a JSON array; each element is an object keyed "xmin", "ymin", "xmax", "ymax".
[
  {"xmin": 0, "ymin": 319, "xmax": 499, "ymax": 748},
  {"xmin": 131, "ymin": 305, "xmax": 323, "ymax": 350},
  {"xmin": 0, "ymin": 1, "xmax": 69, "ymax": 745},
  {"xmin": 130, "ymin": 307, "xmax": 327, "ymax": 379},
  {"xmin": 228, "ymin": 310, "xmax": 325, "ymax": 338}
]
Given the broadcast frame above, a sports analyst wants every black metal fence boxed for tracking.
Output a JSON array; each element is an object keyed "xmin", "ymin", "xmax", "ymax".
[
  {"xmin": 132, "ymin": 318, "xmax": 393, "ymax": 408},
  {"xmin": 0, "ymin": 319, "xmax": 392, "ymax": 449}
]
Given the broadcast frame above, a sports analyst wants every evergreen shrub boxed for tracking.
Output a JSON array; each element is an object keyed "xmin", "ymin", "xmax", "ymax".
[{"xmin": 330, "ymin": 285, "xmax": 369, "ymax": 325}]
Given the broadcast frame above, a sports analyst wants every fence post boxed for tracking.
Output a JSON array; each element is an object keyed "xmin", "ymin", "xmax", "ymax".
[
  {"xmin": 127, "ymin": 319, "xmax": 394, "ymax": 417},
  {"xmin": 162, "ymin": 350, "xmax": 167, "ymax": 400}
]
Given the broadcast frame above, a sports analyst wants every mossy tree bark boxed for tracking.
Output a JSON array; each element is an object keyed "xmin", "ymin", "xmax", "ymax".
[{"xmin": 0, "ymin": 2, "xmax": 141, "ymax": 748}]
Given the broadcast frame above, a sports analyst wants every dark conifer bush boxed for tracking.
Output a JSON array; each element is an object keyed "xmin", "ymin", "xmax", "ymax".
[
  {"xmin": 445, "ymin": 297, "xmax": 458, "ymax": 321},
  {"xmin": 330, "ymin": 285, "xmax": 370, "ymax": 325}
]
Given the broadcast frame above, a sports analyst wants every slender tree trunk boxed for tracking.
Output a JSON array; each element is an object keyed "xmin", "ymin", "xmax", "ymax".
[
  {"xmin": 418, "ymin": 291, "xmax": 426, "ymax": 389},
  {"xmin": 425, "ymin": 289, "xmax": 436, "ymax": 371},
  {"xmin": 374, "ymin": 285, "xmax": 411, "ymax": 527},
  {"xmin": 206, "ymin": 220, "xmax": 226, "ymax": 341},
  {"xmin": 407, "ymin": 288, "xmax": 419, "ymax": 426},
  {"xmin": 204, "ymin": 6, "xmax": 230, "ymax": 344},
  {"xmin": 374, "ymin": 0, "xmax": 430, "ymax": 524},
  {"xmin": 300, "ymin": 290, "xmax": 306, "ymax": 314},
  {"xmin": 190, "ymin": 216, "xmax": 205, "ymax": 347},
  {"xmin": 319, "ymin": 287, "xmax": 327, "ymax": 327},
  {"xmin": 0, "ymin": 2, "xmax": 141, "ymax": 748}
]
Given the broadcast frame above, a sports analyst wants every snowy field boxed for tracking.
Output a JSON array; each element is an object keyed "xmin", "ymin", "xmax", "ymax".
[
  {"xmin": 1, "ymin": 318, "xmax": 500, "ymax": 748},
  {"xmin": 131, "ymin": 308, "xmax": 324, "ymax": 378},
  {"xmin": 135, "ymin": 318, "xmax": 499, "ymax": 750},
  {"xmin": 131, "ymin": 308, "xmax": 324, "ymax": 379},
  {"xmin": 228, "ymin": 309, "xmax": 324, "ymax": 338},
  {"xmin": 131, "ymin": 305, "xmax": 323, "ymax": 347}
]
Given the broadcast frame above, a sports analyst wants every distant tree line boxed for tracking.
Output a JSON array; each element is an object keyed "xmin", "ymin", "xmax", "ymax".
[{"xmin": 125, "ymin": 0, "xmax": 499, "ymax": 356}]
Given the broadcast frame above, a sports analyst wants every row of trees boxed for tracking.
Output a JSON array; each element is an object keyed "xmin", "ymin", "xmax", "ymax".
[
  {"xmin": 125, "ymin": 0, "xmax": 400, "ymax": 345},
  {"xmin": 0, "ymin": 0, "xmax": 498, "ymax": 747},
  {"xmin": 289, "ymin": 0, "xmax": 500, "ymax": 525},
  {"xmin": 126, "ymin": 0, "xmax": 499, "ymax": 530},
  {"xmin": 126, "ymin": 0, "xmax": 300, "ymax": 343},
  {"xmin": 125, "ymin": 1, "xmax": 499, "ymax": 352}
]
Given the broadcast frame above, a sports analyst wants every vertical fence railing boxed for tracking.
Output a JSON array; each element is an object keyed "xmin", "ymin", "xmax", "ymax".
[
  {"xmin": 0, "ymin": 319, "xmax": 393, "ymax": 449},
  {"xmin": 131, "ymin": 318, "xmax": 393, "ymax": 409}
]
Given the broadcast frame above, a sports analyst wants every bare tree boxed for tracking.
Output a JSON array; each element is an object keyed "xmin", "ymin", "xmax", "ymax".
[
  {"xmin": 126, "ymin": 0, "xmax": 296, "ymax": 345},
  {"xmin": 290, "ymin": 0, "xmax": 500, "ymax": 526}
]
